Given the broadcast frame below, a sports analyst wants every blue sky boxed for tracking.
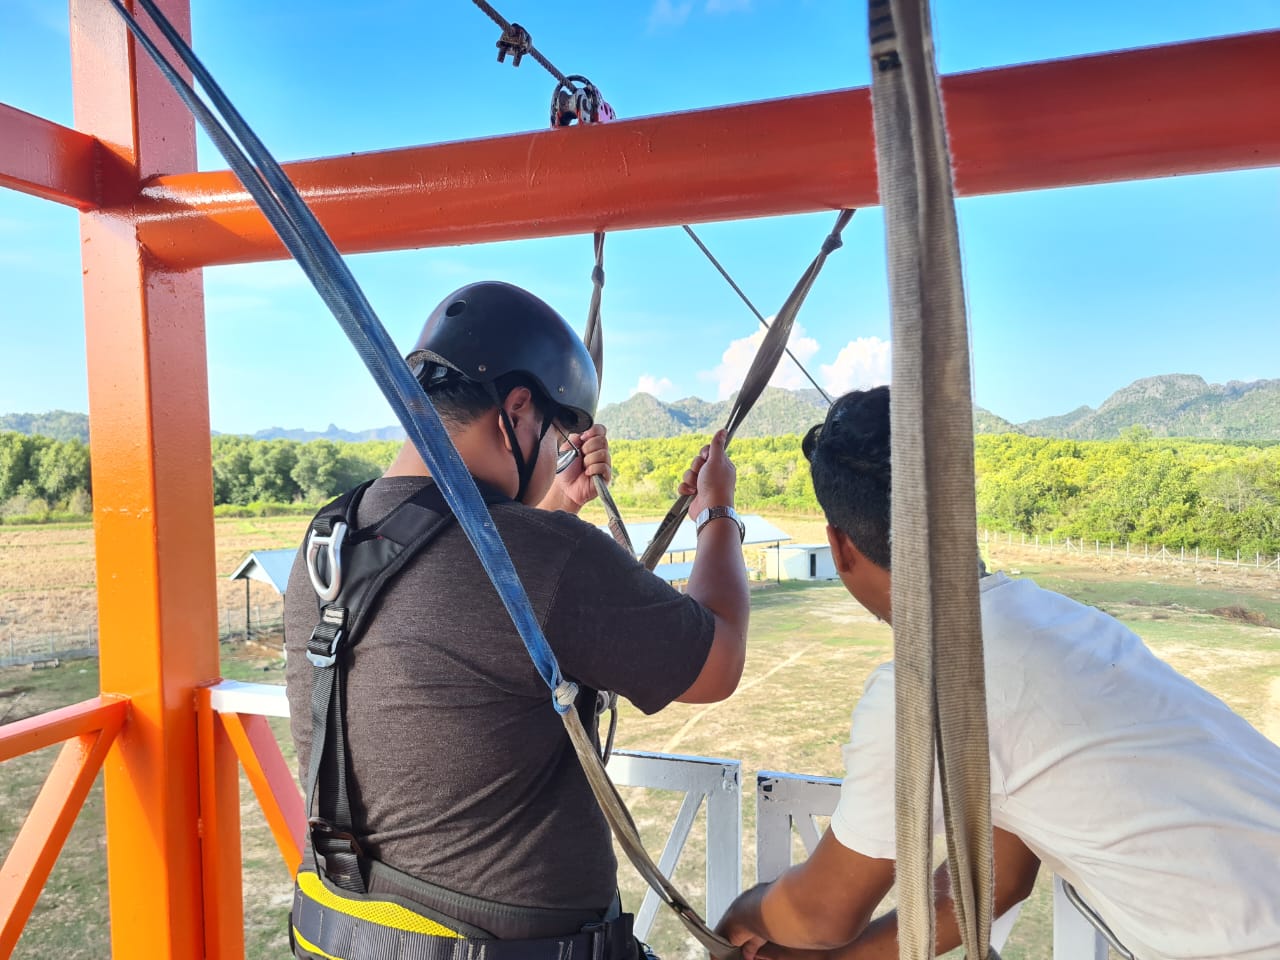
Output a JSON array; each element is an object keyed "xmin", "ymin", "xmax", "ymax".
[{"xmin": 1, "ymin": 1, "xmax": 1277, "ymax": 435}]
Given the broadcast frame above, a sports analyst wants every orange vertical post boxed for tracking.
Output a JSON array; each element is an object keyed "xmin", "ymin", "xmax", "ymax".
[
  {"xmin": 68, "ymin": 1, "xmax": 228, "ymax": 957},
  {"xmin": 196, "ymin": 691, "xmax": 247, "ymax": 960}
]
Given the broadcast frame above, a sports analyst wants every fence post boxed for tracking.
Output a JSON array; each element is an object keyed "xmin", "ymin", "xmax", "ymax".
[{"xmin": 1236, "ymin": 549, "xmax": 1241, "ymax": 567}]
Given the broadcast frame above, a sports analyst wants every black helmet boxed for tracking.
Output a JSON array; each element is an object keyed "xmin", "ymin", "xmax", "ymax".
[{"xmin": 407, "ymin": 281, "xmax": 598, "ymax": 432}]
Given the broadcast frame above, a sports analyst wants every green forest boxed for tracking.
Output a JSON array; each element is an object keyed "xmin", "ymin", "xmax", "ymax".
[{"xmin": 1, "ymin": 429, "xmax": 1277, "ymax": 554}]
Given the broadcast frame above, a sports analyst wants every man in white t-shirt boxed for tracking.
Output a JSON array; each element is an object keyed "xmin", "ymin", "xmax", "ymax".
[{"xmin": 717, "ymin": 386, "xmax": 1280, "ymax": 960}]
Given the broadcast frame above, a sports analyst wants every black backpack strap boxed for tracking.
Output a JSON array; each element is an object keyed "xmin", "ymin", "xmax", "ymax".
[{"xmin": 303, "ymin": 479, "xmax": 509, "ymax": 893}]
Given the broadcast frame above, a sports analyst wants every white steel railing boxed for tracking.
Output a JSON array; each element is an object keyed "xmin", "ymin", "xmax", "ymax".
[
  {"xmin": 755, "ymin": 770, "xmax": 1110, "ymax": 959},
  {"xmin": 606, "ymin": 750, "xmax": 741, "ymax": 937},
  {"xmin": 208, "ymin": 681, "xmax": 1109, "ymax": 958}
]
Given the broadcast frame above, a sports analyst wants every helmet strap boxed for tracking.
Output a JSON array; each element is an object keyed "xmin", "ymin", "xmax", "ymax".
[{"xmin": 492, "ymin": 384, "xmax": 554, "ymax": 503}]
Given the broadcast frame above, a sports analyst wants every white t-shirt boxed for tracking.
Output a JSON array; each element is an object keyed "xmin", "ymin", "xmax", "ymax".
[{"xmin": 831, "ymin": 573, "xmax": 1280, "ymax": 960}]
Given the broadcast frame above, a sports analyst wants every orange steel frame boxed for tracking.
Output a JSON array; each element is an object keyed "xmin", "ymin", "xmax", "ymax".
[{"xmin": 0, "ymin": 1, "xmax": 1275, "ymax": 955}]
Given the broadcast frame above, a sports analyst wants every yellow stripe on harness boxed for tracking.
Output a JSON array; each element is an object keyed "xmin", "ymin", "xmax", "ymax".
[
  {"xmin": 297, "ymin": 870, "xmax": 463, "ymax": 938},
  {"xmin": 292, "ymin": 924, "xmax": 344, "ymax": 960}
]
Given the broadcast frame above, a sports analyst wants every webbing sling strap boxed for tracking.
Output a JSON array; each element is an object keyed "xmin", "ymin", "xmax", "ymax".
[
  {"xmin": 304, "ymin": 479, "xmax": 507, "ymax": 893},
  {"xmin": 109, "ymin": 5, "xmax": 737, "ymax": 956},
  {"xmin": 582, "ymin": 230, "xmax": 635, "ymax": 556},
  {"xmin": 638, "ymin": 210, "xmax": 854, "ymax": 571},
  {"xmin": 868, "ymin": 1, "xmax": 997, "ymax": 959}
]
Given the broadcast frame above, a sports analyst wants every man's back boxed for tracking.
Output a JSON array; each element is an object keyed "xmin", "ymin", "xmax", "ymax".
[
  {"xmin": 837, "ymin": 573, "xmax": 1280, "ymax": 959},
  {"xmin": 284, "ymin": 476, "xmax": 714, "ymax": 918}
]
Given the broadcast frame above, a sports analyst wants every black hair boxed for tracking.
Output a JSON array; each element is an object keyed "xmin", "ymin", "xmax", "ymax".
[
  {"xmin": 802, "ymin": 386, "xmax": 892, "ymax": 569},
  {"xmin": 415, "ymin": 364, "xmax": 558, "ymax": 429}
]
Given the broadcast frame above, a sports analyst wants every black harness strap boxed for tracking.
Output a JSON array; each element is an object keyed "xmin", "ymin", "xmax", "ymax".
[{"xmin": 304, "ymin": 479, "xmax": 509, "ymax": 892}]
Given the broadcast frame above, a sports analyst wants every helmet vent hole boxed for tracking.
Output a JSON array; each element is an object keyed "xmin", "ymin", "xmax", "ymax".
[{"xmin": 445, "ymin": 299, "xmax": 467, "ymax": 317}]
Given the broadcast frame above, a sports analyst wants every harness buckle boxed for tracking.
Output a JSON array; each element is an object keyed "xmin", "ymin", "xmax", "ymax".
[
  {"xmin": 306, "ymin": 520, "xmax": 348, "ymax": 602},
  {"xmin": 309, "ymin": 817, "xmax": 365, "ymax": 857},
  {"xmin": 306, "ymin": 607, "xmax": 347, "ymax": 668}
]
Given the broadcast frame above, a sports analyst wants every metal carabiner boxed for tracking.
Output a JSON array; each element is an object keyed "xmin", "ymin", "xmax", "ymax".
[{"xmin": 306, "ymin": 522, "xmax": 348, "ymax": 603}]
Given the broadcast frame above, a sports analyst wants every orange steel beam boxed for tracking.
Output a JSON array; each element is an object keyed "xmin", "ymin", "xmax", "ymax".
[
  {"xmin": 131, "ymin": 30, "xmax": 1280, "ymax": 269},
  {"xmin": 70, "ymin": 1, "xmax": 225, "ymax": 957},
  {"xmin": 0, "ymin": 719, "xmax": 124, "ymax": 956},
  {"xmin": 221, "ymin": 712, "xmax": 306, "ymax": 874},
  {"xmin": 0, "ymin": 696, "xmax": 128, "ymax": 763},
  {"xmin": 195, "ymin": 689, "xmax": 245, "ymax": 960},
  {"xmin": 0, "ymin": 105, "xmax": 103, "ymax": 209}
]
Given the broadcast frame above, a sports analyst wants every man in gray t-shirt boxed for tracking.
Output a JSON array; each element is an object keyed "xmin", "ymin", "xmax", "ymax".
[{"xmin": 285, "ymin": 282, "xmax": 750, "ymax": 950}]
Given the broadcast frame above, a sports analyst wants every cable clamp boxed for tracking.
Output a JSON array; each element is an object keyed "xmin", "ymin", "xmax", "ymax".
[{"xmin": 496, "ymin": 22, "xmax": 532, "ymax": 66}]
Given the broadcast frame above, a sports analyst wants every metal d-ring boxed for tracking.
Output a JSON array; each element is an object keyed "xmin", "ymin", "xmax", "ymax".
[{"xmin": 306, "ymin": 522, "xmax": 348, "ymax": 603}]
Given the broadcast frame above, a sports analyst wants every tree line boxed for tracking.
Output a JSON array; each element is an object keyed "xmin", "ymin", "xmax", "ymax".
[{"xmin": 2, "ymin": 428, "xmax": 1276, "ymax": 554}]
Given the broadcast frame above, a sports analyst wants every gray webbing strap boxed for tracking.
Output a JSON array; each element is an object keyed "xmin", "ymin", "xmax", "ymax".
[
  {"xmin": 868, "ymin": 1, "xmax": 997, "ymax": 959},
  {"xmin": 638, "ymin": 210, "xmax": 854, "ymax": 571},
  {"xmin": 581, "ymin": 231, "xmax": 635, "ymax": 555},
  {"xmin": 560, "ymin": 703, "xmax": 741, "ymax": 960}
]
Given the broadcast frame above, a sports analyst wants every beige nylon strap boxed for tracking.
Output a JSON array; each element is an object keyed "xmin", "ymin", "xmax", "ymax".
[
  {"xmin": 582, "ymin": 230, "xmax": 636, "ymax": 555},
  {"xmin": 638, "ymin": 210, "xmax": 854, "ymax": 571},
  {"xmin": 868, "ymin": 1, "xmax": 997, "ymax": 958},
  {"xmin": 561, "ymin": 705, "xmax": 741, "ymax": 960}
]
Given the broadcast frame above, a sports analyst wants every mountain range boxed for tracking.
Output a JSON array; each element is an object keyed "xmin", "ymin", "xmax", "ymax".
[{"xmin": 5, "ymin": 374, "xmax": 1278, "ymax": 444}]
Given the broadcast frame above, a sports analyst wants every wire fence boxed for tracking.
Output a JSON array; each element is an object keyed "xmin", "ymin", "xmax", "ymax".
[
  {"xmin": 0, "ymin": 600, "xmax": 285, "ymax": 670},
  {"xmin": 980, "ymin": 528, "xmax": 1280, "ymax": 574}
]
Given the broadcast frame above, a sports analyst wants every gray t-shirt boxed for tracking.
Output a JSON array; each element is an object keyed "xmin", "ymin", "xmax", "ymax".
[{"xmin": 284, "ymin": 476, "xmax": 715, "ymax": 915}]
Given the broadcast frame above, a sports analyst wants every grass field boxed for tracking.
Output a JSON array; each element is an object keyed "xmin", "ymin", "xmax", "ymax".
[{"xmin": 2, "ymin": 515, "xmax": 1278, "ymax": 959}]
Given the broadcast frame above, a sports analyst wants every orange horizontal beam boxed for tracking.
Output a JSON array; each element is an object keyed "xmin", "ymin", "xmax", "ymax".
[
  {"xmin": 0, "ymin": 104, "xmax": 101, "ymax": 209},
  {"xmin": 0, "ymin": 696, "xmax": 129, "ymax": 763},
  {"xmin": 132, "ymin": 30, "xmax": 1280, "ymax": 269},
  {"xmin": 0, "ymin": 721, "xmax": 123, "ymax": 955}
]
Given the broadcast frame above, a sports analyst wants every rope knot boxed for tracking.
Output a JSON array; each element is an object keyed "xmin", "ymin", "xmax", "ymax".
[
  {"xmin": 591, "ymin": 265, "xmax": 605, "ymax": 287},
  {"xmin": 821, "ymin": 233, "xmax": 844, "ymax": 255}
]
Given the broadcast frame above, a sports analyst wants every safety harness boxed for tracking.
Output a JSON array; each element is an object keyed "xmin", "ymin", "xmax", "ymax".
[{"xmin": 293, "ymin": 477, "xmax": 637, "ymax": 960}]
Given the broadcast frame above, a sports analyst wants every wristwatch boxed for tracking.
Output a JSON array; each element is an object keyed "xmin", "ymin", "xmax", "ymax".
[{"xmin": 694, "ymin": 505, "xmax": 745, "ymax": 543}]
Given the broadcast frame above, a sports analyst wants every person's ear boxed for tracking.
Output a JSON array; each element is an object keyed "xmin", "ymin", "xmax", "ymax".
[
  {"xmin": 502, "ymin": 386, "xmax": 536, "ymax": 427},
  {"xmin": 826, "ymin": 524, "xmax": 860, "ymax": 574}
]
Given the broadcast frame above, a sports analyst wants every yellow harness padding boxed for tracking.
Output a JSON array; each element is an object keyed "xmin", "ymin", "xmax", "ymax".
[{"xmin": 295, "ymin": 870, "xmax": 463, "ymax": 939}]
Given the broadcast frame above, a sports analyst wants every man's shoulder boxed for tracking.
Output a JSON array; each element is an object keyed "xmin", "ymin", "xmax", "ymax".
[{"xmin": 494, "ymin": 503, "xmax": 624, "ymax": 559}]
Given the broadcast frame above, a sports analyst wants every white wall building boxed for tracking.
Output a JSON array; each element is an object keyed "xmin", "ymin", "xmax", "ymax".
[{"xmin": 765, "ymin": 543, "xmax": 837, "ymax": 581}]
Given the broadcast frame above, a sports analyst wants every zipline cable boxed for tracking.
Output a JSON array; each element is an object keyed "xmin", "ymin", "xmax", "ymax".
[
  {"xmin": 682, "ymin": 225, "xmax": 834, "ymax": 406},
  {"xmin": 638, "ymin": 210, "xmax": 854, "ymax": 571},
  {"xmin": 470, "ymin": 0, "xmax": 573, "ymax": 86}
]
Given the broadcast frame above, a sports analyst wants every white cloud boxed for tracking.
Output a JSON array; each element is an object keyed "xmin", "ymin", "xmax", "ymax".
[
  {"xmin": 648, "ymin": 0, "xmax": 694, "ymax": 30},
  {"xmin": 702, "ymin": 321, "xmax": 822, "ymax": 400},
  {"xmin": 820, "ymin": 336, "xmax": 892, "ymax": 395},
  {"xmin": 632, "ymin": 374, "xmax": 676, "ymax": 399}
]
